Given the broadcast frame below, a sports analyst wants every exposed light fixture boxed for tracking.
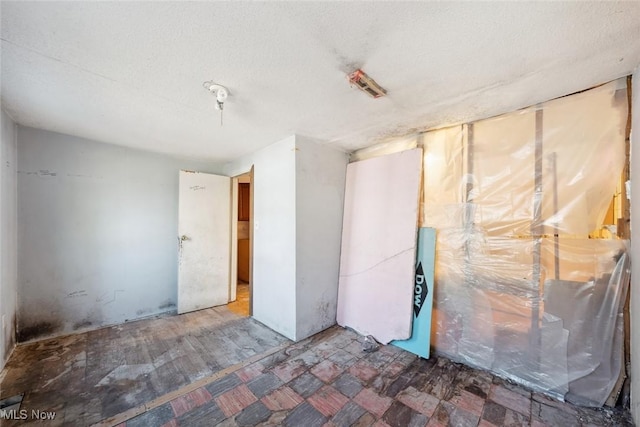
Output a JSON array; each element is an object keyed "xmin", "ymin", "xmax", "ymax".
[
  {"xmin": 348, "ymin": 69, "xmax": 387, "ymax": 98},
  {"xmin": 203, "ymin": 81, "xmax": 230, "ymax": 125}
]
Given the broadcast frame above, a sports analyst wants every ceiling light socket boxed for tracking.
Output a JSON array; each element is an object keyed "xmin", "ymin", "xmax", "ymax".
[{"xmin": 203, "ymin": 81, "xmax": 230, "ymax": 110}]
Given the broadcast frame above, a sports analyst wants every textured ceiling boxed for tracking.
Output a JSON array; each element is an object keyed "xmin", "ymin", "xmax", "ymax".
[{"xmin": 2, "ymin": 2, "xmax": 640, "ymax": 162}]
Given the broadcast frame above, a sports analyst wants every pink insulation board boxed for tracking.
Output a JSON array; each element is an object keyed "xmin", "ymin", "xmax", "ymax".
[{"xmin": 336, "ymin": 148, "xmax": 423, "ymax": 344}]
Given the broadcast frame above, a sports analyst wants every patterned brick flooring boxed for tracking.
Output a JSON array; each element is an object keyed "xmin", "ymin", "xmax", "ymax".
[
  {"xmin": 0, "ymin": 306, "xmax": 290, "ymax": 426},
  {"xmin": 118, "ymin": 326, "xmax": 633, "ymax": 427}
]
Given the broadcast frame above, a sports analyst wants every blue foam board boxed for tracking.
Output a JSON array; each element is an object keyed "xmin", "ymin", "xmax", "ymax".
[{"xmin": 391, "ymin": 227, "xmax": 436, "ymax": 359}]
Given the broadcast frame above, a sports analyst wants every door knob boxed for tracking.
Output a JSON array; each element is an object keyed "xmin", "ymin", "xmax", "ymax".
[{"xmin": 181, "ymin": 235, "xmax": 190, "ymax": 241}]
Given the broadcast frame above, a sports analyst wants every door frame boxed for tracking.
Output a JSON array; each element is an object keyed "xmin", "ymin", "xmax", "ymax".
[{"xmin": 229, "ymin": 167, "xmax": 254, "ymax": 315}]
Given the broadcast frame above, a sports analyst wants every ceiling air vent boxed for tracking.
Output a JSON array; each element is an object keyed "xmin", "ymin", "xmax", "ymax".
[{"xmin": 348, "ymin": 69, "xmax": 387, "ymax": 98}]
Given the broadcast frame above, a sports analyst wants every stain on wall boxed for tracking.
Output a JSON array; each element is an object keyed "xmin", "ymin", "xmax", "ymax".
[
  {"xmin": 17, "ymin": 320, "xmax": 63, "ymax": 342},
  {"xmin": 158, "ymin": 299, "xmax": 176, "ymax": 310},
  {"xmin": 16, "ymin": 126, "xmax": 224, "ymax": 341},
  {"xmin": 67, "ymin": 290, "xmax": 88, "ymax": 299},
  {"xmin": 72, "ymin": 319, "xmax": 93, "ymax": 330},
  {"xmin": 4, "ymin": 315, "xmax": 16, "ymax": 361}
]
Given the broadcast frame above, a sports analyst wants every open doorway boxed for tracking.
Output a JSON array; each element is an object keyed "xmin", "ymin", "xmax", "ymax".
[{"xmin": 228, "ymin": 170, "xmax": 252, "ymax": 316}]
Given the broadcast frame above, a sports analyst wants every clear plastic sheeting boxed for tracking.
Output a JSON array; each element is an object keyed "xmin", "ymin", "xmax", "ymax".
[
  {"xmin": 425, "ymin": 79, "xmax": 629, "ymax": 407},
  {"xmin": 472, "ymin": 110, "xmax": 537, "ymax": 236},
  {"xmin": 542, "ymin": 241, "xmax": 629, "ymax": 406},
  {"xmin": 432, "ymin": 236, "xmax": 628, "ymax": 405},
  {"xmin": 349, "ymin": 134, "xmax": 419, "ymax": 162},
  {"xmin": 422, "ymin": 126, "xmax": 465, "ymax": 226},
  {"xmin": 540, "ymin": 84, "xmax": 627, "ymax": 236},
  {"xmin": 350, "ymin": 78, "xmax": 630, "ymax": 407}
]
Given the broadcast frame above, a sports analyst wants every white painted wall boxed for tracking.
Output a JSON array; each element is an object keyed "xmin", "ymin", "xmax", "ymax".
[
  {"xmin": 295, "ymin": 137, "xmax": 348, "ymax": 340},
  {"xmin": 17, "ymin": 129, "xmax": 345, "ymax": 344},
  {"xmin": 0, "ymin": 110, "xmax": 18, "ymax": 369},
  {"xmin": 17, "ymin": 127, "xmax": 223, "ymax": 342},
  {"xmin": 631, "ymin": 66, "xmax": 640, "ymax": 423},
  {"xmin": 225, "ymin": 135, "xmax": 348, "ymax": 341},
  {"xmin": 225, "ymin": 136, "xmax": 297, "ymax": 340}
]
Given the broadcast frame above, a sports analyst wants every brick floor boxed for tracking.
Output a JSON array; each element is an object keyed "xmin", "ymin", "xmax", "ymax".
[
  {"xmin": 349, "ymin": 360, "xmax": 381, "ymax": 383},
  {"xmin": 333, "ymin": 373, "xmax": 364, "ymax": 398},
  {"xmin": 122, "ymin": 326, "xmax": 634, "ymax": 426},
  {"xmin": 311, "ymin": 359, "xmax": 345, "ymax": 383},
  {"xmin": 383, "ymin": 400, "xmax": 429, "ymax": 427},
  {"xmin": 246, "ymin": 372, "xmax": 284, "ymax": 398},
  {"xmin": 488, "ymin": 384, "xmax": 531, "ymax": 417},
  {"xmin": 236, "ymin": 362, "xmax": 265, "ymax": 383},
  {"xmin": 169, "ymin": 388, "xmax": 212, "ymax": 417},
  {"xmin": 397, "ymin": 386, "xmax": 439, "ymax": 417},
  {"xmin": 307, "ymin": 385, "xmax": 349, "ymax": 417},
  {"xmin": 289, "ymin": 372, "xmax": 324, "ymax": 398},
  {"xmin": 353, "ymin": 388, "xmax": 393, "ymax": 418},
  {"xmin": 214, "ymin": 384, "xmax": 258, "ymax": 417},
  {"xmin": 261, "ymin": 386, "xmax": 304, "ymax": 411},
  {"xmin": 273, "ymin": 359, "xmax": 307, "ymax": 383}
]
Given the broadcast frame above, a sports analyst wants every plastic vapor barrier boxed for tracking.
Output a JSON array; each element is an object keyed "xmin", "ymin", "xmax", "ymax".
[{"xmin": 353, "ymin": 78, "xmax": 630, "ymax": 407}]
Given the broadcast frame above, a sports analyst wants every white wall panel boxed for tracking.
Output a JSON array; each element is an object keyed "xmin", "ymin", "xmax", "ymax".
[{"xmin": 337, "ymin": 148, "xmax": 422, "ymax": 344}]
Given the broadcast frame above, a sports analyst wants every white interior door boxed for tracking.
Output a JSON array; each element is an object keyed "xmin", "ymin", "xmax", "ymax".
[{"xmin": 178, "ymin": 170, "xmax": 231, "ymax": 314}]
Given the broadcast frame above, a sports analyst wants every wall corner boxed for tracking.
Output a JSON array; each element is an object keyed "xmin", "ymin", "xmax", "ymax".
[
  {"xmin": 630, "ymin": 66, "xmax": 639, "ymax": 424},
  {"xmin": 293, "ymin": 136, "xmax": 349, "ymax": 341}
]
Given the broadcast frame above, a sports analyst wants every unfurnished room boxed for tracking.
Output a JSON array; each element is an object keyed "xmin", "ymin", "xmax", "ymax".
[{"xmin": 1, "ymin": 2, "xmax": 640, "ymax": 426}]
